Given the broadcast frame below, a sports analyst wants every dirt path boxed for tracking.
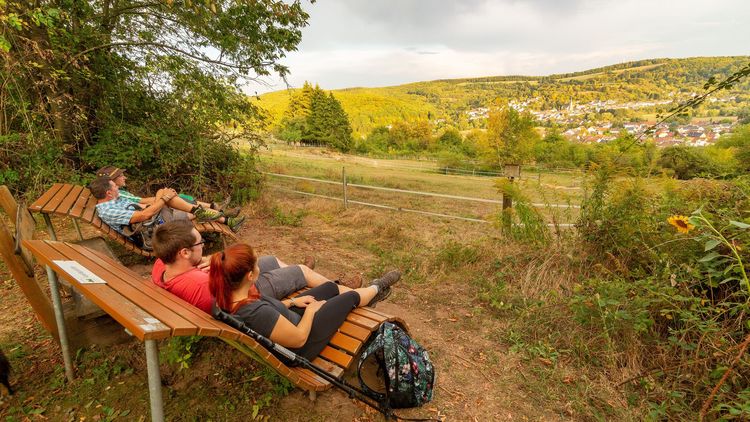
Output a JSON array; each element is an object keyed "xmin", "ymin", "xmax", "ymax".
[
  {"xmin": 242, "ymin": 198, "xmax": 570, "ymax": 421},
  {"xmin": 0, "ymin": 196, "xmax": 574, "ymax": 421}
]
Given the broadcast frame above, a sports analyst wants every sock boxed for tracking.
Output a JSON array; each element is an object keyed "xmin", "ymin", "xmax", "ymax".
[{"xmin": 370, "ymin": 285, "xmax": 379, "ymax": 294}]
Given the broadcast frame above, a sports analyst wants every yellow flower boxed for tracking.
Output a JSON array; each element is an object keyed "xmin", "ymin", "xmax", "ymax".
[{"xmin": 668, "ymin": 215, "xmax": 694, "ymax": 233}]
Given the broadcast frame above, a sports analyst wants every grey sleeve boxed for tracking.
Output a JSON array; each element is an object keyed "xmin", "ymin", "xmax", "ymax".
[{"xmin": 235, "ymin": 302, "xmax": 281, "ymax": 339}]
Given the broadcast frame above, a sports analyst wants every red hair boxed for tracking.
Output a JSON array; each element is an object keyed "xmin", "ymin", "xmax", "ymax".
[{"xmin": 209, "ymin": 243, "xmax": 260, "ymax": 312}]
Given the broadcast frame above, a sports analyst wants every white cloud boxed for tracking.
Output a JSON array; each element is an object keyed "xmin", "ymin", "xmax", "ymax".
[{"xmin": 250, "ymin": 0, "xmax": 750, "ymax": 93}]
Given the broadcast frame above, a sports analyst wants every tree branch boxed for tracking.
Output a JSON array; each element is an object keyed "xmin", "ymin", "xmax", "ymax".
[{"xmin": 63, "ymin": 40, "xmax": 271, "ymax": 72}]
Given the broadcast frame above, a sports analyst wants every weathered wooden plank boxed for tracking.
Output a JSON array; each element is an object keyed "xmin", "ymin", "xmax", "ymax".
[
  {"xmin": 28, "ymin": 183, "xmax": 63, "ymax": 212},
  {"xmin": 69, "ymin": 189, "xmax": 92, "ymax": 218},
  {"xmin": 50, "ymin": 242, "xmax": 197, "ymax": 337},
  {"xmin": 23, "ymin": 240, "xmax": 170, "ymax": 340},
  {"xmin": 41, "ymin": 184, "xmax": 74, "ymax": 213},
  {"xmin": 0, "ymin": 221, "xmax": 58, "ymax": 340},
  {"xmin": 319, "ymin": 345, "xmax": 353, "ymax": 369},
  {"xmin": 53, "ymin": 185, "xmax": 83, "ymax": 216}
]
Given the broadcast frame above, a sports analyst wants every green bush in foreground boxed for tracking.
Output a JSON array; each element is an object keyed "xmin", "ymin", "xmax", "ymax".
[{"xmin": 573, "ymin": 167, "xmax": 750, "ymax": 419}]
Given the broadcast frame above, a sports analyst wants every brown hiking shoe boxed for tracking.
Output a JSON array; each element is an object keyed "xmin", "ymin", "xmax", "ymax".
[
  {"xmin": 339, "ymin": 274, "xmax": 363, "ymax": 289},
  {"xmin": 367, "ymin": 270, "xmax": 401, "ymax": 307},
  {"xmin": 222, "ymin": 207, "xmax": 242, "ymax": 218}
]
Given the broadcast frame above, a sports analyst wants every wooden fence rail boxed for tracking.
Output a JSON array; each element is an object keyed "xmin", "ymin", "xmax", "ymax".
[{"xmin": 265, "ymin": 171, "xmax": 577, "ymax": 228}]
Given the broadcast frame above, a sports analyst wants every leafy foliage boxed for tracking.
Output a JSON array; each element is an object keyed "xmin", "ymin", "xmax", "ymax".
[
  {"xmin": 574, "ymin": 166, "xmax": 750, "ymax": 418},
  {"xmin": 276, "ymin": 82, "xmax": 353, "ymax": 151},
  {"xmin": 1, "ymin": 0, "xmax": 310, "ymax": 198},
  {"xmin": 257, "ymin": 57, "xmax": 750, "ymax": 137}
]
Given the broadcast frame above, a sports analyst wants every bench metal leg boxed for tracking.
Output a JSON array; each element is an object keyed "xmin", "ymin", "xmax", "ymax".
[
  {"xmin": 71, "ymin": 219, "xmax": 84, "ymax": 241},
  {"xmin": 43, "ymin": 213, "xmax": 85, "ymax": 309},
  {"xmin": 145, "ymin": 340, "xmax": 165, "ymax": 422},
  {"xmin": 42, "ymin": 214, "xmax": 57, "ymax": 241},
  {"xmin": 45, "ymin": 266, "xmax": 75, "ymax": 382}
]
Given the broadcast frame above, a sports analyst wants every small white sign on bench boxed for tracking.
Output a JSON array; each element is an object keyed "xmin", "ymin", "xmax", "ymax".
[{"xmin": 53, "ymin": 260, "xmax": 107, "ymax": 284}]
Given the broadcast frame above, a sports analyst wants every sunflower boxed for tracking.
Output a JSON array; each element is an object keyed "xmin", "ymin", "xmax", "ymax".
[{"xmin": 668, "ymin": 215, "xmax": 694, "ymax": 233}]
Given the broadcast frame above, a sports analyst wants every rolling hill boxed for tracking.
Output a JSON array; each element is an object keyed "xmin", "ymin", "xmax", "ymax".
[{"xmin": 254, "ymin": 56, "xmax": 750, "ymax": 136}]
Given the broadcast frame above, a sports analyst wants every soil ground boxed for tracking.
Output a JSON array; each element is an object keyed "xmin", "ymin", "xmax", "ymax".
[{"xmin": 0, "ymin": 192, "xmax": 579, "ymax": 421}]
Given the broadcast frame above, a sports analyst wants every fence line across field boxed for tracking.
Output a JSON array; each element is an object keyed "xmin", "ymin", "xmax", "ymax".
[
  {"xmin": 260, "ymin": 150, "xmax": 583, "ymax": 179},
  {"xmin": 264, "ymin": 172, "xmax": 580, "ymax": 209},
  {"xmin": 269, "ymin": 186, "xmax": 576, "ymax": 228}
]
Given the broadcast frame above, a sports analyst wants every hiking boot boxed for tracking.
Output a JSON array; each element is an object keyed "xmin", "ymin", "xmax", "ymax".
[
  {"xmin": 222, "ymin": 207, "xmax": 242, "ymax": 218},
  {"xmin": 367, "ymin": 270, "xmax": 401, "ymax": 307},
  {"xmin": 227, "ymin": 216, "xmax": 246, "ymax": 233},
  {"xmin": 211, "ymin": 197, "xmax": 232, "ymax": 210},
  {"xmin": 193, "ymin": 206, "xmax": 223, "ymax": 222},
  {"xmin": 303, "ymin": 255, "xmax": 316, "ymax": 270}
]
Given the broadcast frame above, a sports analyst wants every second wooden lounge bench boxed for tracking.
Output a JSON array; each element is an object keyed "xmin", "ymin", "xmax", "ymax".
[
  {"xmin": 28, "ymin": 183, "xmax": 238, "ymax": 257},
  {"xmin": 22, "ymin": 239, "xmax": 405, "ymax": 421}
]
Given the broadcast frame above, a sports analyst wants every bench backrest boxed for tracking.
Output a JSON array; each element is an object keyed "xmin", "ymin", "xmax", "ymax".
[{"xmin": 20, "ymin": 239, "xmax": 405, "ymax": 392}]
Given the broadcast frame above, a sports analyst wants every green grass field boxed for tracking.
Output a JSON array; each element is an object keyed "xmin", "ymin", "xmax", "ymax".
[{"xmin": 253, "ymin": 145, "xmax": 585, "ymax": 225}]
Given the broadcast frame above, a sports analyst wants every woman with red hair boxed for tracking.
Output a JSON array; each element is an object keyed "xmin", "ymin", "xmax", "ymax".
[{"xmin": 209, "ymin": 243, "xmax": 401, "ymax": 360}]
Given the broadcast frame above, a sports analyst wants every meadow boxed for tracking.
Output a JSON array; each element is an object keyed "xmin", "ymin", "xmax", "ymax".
[{"xmin": 255, "ymin": 143, "xmax": 585, "ymax": 227}]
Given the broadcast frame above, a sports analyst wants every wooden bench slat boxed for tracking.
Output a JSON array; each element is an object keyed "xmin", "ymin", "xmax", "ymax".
[
  {"xmin": 50, "ymin": 242, "xmax": 199, "ymax": 337},
  {"xmin": 350, "ymin": 307, "xmax": 389, "ymax": 323},
  {"xmin": 28, "ymin": 183, "xmax": 63, "ymax": 212},
  {"xmin": 82, "ymin": 194, "xmax": 98, "ymax": 222},
  {"xmin": 338, "ymin": 321, "xmax": 372, "ymax": 342},
  {"xmin": 53, "ymin": 185, "xmax": 83, "ymax": 216},
  {"xmin": 329, "ymin": 332, "xmax": 362, "ymax": 355},
  {"xmin": 22, "ymin": 240, "xmax": 171, "ymax": 341},
  {"xmin": 346, "ymin": 313, "xmax": 380, "ymax": 331},
  {"xmin": 293, "ymin": 368, "xmax": 330, "ymax": 391},
  {"xmin": 41, "ymin": 184, "xmax": 74, "ymax": 214},
  {"xmin": 69, "ymin": 189, "xmax": 92, "ymax": 219},
  {"xmin": 318, "ymin": 345, "xmax": 353, "ymax": 368},
  {"xmin": 90, "ymin": 252, "xmax": 236, "ymax": 338},
  {"xmin": 312, "ymin": 357, "xmax": 344, "ymax": 379}
]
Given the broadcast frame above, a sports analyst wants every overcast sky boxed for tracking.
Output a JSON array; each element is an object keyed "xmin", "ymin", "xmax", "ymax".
[{"xmin": 248, "ymin": 0, "xmax": 749, "ymax": 94}]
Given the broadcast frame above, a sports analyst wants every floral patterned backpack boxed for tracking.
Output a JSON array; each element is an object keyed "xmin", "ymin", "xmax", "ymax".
[{"xmin": 357, "ymin": 322, "xmax": 435, "ymax": 409}]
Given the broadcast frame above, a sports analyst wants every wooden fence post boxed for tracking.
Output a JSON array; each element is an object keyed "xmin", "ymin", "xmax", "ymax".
[{"xmin": 502, "ymin": 177, "xmax": 514, "ymax": 210}]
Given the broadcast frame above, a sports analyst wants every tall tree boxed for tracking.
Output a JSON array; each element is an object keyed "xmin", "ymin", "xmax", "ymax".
[
  {"xmin": 1, "ymin": 0, "xmax": 310, "ymax": 196},
  {"xmin": 482, "ymin": 104, "xmax": 540, "ymax": 166}
]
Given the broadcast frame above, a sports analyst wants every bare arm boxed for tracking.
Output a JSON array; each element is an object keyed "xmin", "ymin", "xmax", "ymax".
[
  {"xmin": 268, "ymin": 300, "xmax": 325, "ymax": 348},
  {"xmin": 129, "ymin": 189, "xmax": 174, "ymax": 223}
]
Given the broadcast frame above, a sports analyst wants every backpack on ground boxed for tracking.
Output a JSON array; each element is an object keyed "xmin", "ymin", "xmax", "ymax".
[
  {"xmin": 121, "ymin": 204, "xmax": 166, "ymax": 251},
  {"xmin": 358, "ymin": 321, "xmax": 435, "ymax": 409}
]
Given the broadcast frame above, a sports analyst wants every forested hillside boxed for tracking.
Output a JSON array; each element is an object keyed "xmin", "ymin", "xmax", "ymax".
[{"xmin": 256, "ymin": 56, "xmax": 750, "ymax": 136}]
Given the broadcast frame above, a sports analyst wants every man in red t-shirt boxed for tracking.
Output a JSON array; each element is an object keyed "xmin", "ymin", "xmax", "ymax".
[{"xmin": 151, "ymin": 220, "xmax": 330, "ymax": 313}]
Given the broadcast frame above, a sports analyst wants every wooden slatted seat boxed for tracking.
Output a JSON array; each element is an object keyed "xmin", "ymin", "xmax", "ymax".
[
  {"xmin": 29, "ymin": 183, "xmax": 237, "ymax": 257},
  {"xmin": 21, "ymin": 239, "xmax": 406, "ymax": 421}
]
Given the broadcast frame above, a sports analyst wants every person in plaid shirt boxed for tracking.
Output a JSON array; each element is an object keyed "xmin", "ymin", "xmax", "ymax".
[
  {"xmin": 89, "ymin": 178, "xmax": 245, "ymax": 235},
  {"xmin": 96, "ymin": 166, "xmax": 239, "ymax": 217}
]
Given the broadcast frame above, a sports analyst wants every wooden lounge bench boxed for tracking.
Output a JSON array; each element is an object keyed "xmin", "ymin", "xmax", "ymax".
[
  {"xmin": 28, "ymin": 183, "xmax": 237, "ymax": 257},
  {"xmin": 21, "ymin": 239, "xmax": 406, "ymax": 421}
]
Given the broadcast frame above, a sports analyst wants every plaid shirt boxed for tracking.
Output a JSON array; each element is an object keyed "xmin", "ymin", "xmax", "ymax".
[
  {"xmin": 118, "ymin": 189, "xmax": 141, "ymax": 204},
  {"xmin": 95, "ymin": 197, "xmax": 136, "ymax": 235}
]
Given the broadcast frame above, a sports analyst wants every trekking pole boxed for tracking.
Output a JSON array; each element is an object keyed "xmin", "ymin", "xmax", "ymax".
[
  {"xmin": 213, "ymin": 309, "xmax": 396, "ymax": 419},
  {"xmin": 214, "ymin": 310, "xmax": 442, "ymax": 421}
]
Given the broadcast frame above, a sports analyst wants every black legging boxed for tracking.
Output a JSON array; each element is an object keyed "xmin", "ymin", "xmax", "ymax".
[{"xmin": 289, "ymin": 281, "xmax": 360, "ymax": 360}]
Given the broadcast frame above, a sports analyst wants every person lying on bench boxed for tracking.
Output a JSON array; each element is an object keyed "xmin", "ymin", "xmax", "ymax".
[
  {"xmin": 89, "ymin": 178, "xmax": 246, "ymax": 237},
  {"xmin": 209, "ymin": 243, "xmax": 401, "ymax": 360},
  {"xmin": 96, "ymin": 166, "xmax": 240, "ymax": 219},
  {"xmin": 151, "ymin": 220, "xmax": 322, "ymax": 314}
]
